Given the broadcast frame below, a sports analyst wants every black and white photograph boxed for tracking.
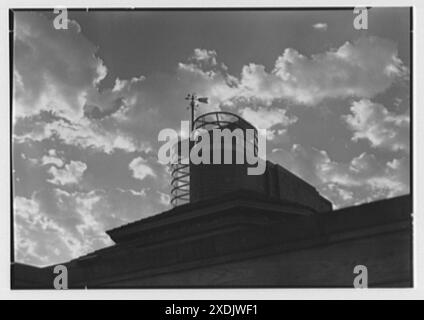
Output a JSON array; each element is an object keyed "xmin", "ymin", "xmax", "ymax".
[{"xmin": 8, "ymin": 4, "xmax": 416, "ymax": 295}]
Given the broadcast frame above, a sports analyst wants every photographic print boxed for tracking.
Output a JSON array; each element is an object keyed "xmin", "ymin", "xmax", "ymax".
[{"xmin": 10, "ymin": 7, "xmax": 412, "ymax": 289}]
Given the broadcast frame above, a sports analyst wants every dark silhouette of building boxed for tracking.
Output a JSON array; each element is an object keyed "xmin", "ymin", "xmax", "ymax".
[{"xmin": 12, "ymin": 112, "xmax": 412, "ymax": 288}]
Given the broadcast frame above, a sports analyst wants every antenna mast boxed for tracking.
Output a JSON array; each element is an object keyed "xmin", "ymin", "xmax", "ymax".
[{"xmin": 185, "ymin": 93, "xmax": 209, "ymax": 132}]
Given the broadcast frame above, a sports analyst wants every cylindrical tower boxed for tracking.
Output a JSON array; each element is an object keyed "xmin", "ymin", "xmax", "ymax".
[
  {"xmin": 170, "ymin": 111, "xmax": 264, "ymax": 206},
  {"xmin": 189, "ymin": 111, "xmax": 266, "ymax": 203}
]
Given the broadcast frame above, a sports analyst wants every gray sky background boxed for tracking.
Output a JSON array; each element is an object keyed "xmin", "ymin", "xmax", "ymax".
[{"xmin": 13, "ymin": 8, "xmax": 410, "ymax": 266}]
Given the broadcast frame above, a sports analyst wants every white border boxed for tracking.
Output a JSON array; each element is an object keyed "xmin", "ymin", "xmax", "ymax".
[{"xmin": 1, "ymin": 0, "xmax": 423, "ymax": 300}]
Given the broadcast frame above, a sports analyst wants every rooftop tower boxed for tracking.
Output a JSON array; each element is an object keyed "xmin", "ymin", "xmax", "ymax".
[{"xmin": 170, "ymin": 95, "xmax": 332, "ymax": 213}]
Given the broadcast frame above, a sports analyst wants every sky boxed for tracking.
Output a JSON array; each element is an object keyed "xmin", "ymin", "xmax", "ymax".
[{"xmin": 12, "ymin": 8, "xmax": 411, "ymax": 266}]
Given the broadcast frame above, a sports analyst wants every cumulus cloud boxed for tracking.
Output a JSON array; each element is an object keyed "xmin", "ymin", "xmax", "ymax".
[
  {"xmin": 117, "ymin": 187, "xmax": 148, "ymax": 197},
  {"xmin": 83, "ymin": 76, "xmax": 146, "ymax": 120},
  {"xmin": 343, "ymin": 99, "xmax": 410, "ymax": 152},
  {"xmin": 317, "ymin": 151, "xmax": 409, "ymax": 196},
  {"xmin": 181, "ymin": 37, "xmax": 408, "ymax": 107},
  {"xmin": 321, "ymin": 153, "xmax": 409, "ymax": 207},
  {"xmin": 177, "ymin": 51, "xmax": 237, "ymax": 112},
  {"xmin": 84, "ymin": 98, "xmax": 125, "ymax": 120},
  {"xmin": 158, "ymin": 191, "xmax": 171, "ymax": 207},
  {"xmin": 312, "ymin": 22, "xmax": 328, "ymax": 31},
  {"xmin": 241, "ymin": 106, "xmax": 297, "ymax": 129},
  {"xmin": 13, "ymin": 12, "xmax": 151, "ymax": 155},
  {"xmin": 41, "ymin": 149, "xmax": 64, "ymax": 167},
  {"xmin": 47, "ymin": 160, "xmax": 87, "ymax": 185},
  {"xmin": 191, "ymin": 48, "xmax": 218, "ymax": 66},
  {"xmin": 14, "ymin": 196, "xmax": 50, "ymax": 264},
  {"xmin": 269, "ymin": 145, "xmax": 409, "ymax": 208},
  {"xmin": 14, "ymin": 191, "xmax": 114, "ymax": 266},
  {"xmin": 13, "ymin": 111, "xmax": 147, "ymax": 154},
  {"xmin": 266, "ymin": 37, "xmax": 406, "ymax": 104},
  {"xmin": 13, "ymin": 12, "xmax": 107, "ymax": 120},
  {"xmin": 129, "ymin": 157, "xmax": 156, "ymax": 181},
  {"xmin": 240, "ymin": 106, "xmax": 297, "ymax": 139},
  {"xmin": 14, "ymin": 184, "xmax": 172, "ymax": 266}
]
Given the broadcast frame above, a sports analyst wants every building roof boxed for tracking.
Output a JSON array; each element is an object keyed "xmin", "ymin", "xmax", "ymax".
[{"xmin": 11, "ymin": 192, "xmax": 411, "ymax": 288}]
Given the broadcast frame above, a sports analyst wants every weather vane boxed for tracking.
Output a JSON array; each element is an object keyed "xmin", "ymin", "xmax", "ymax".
[{"xmin": 185, "ymin": 93, "xmax": 208, "ymax": 132}]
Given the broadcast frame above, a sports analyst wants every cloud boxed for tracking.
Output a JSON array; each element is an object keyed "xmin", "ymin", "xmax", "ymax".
[
  {"xmin": 177, "ymin": 51, "xmax": 237, "ymax": 112},
  {"xmin": 181, "ymin": 37, "xmax": 408, "ymax": 107},
  {"xmin": 13, "ymin": 111, "xmax": 147, "ymax": 154},
  {"xmin": 191, "ymin": 48, "xmax": 218, "ymax": 66},
  {"xmin": 240, "ymin": 106, "xmax": 297, "ymax": 139},
  {"xmin": 14, "ymin": 191, "xmax": 114, "ymax": 266},
  {"xmin": 83, "ymin": 98, "xmax": 125, "ymax": 120},
  {"xmin": 83, "ymin": 76, "xmax": 146, "ymax": 120},
  {"xmin": 13, "ymin": 137, "xmax": 170, "ymax": 266},
  {"xmin": 158, "ymin": 191, "xmax": 171, "ymax": 207},
  {"xmin": 47, "ymin": 160, "xmax": 87, "ymax": 185},
  {"xmin": 259, "ymin": 37, "xmax": 407, "ymax": 104},
  {"xmin": 117, "ymin": 187, "xmax": 148, "ymax": 197},
  {"xmin": 241, "ymin": 106, "xmax": 297, "ymax": 129},
  {"xmin": 13, "ymin": 13, "xmax": 150, "ymax": 154},
  {"xmin": 14, "ymin": 36, "xmax": 406, "ymax": 158},
  {"xmin": 129, "ymin": 157, "xmax": 156, "ymax": 181},
  {"xmin": 319, "ymin": 152, "xmax": 410, "ymax": 207},
  {"xmin": 312, "ymin": 23, "xmax": 328, "ymax": 31},
  {"xmin": 41, "ymin": 149, "xmax": 64, "ymax": 167},
  {"xmin": 14, "ymin": 196, "xmax": 50, "ymax": 264},
  {"xmin": 317, "ymin": 151, "xmax": 408, "ymax": 193},
  {"xmin": 14, "ymin": 184, "xmax": 172, "ymax": 266},
  {"xmin": 343, "ymin": 99, "xmax": 410, "ymax": 152},
  {"xmin": 13, "ymin": 12, "xmax": 107, "ymax": 120},
  {"xmin": 269, "ymin": 145, "xmax": 409, "ymax": 208}
]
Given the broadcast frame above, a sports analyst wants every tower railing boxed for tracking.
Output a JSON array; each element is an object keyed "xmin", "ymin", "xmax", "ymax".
[{"xmin": 194, "ymin": 112, "xmax": 258, "ymax": 155}]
